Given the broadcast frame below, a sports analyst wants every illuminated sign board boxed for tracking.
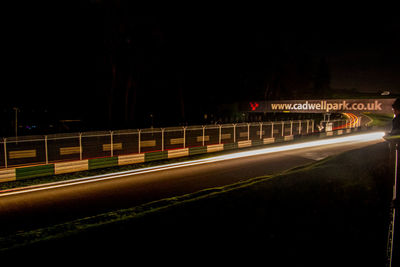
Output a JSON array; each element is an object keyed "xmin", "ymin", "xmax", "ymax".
[{"xmin": 248, "ymin": 99, "xmax": 396, "ymax": 114}]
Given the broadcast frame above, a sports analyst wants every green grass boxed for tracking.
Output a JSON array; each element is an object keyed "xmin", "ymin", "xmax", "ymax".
[
  {"xmin": 363, "ymin": 112, "xmax": 393, "ymax": 127},
  {"xmin": 0, "ymin": 142, "xmax": 393, "ymax": 266}
]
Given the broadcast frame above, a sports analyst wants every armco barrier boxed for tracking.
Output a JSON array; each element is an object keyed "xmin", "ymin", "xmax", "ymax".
[
  {"xmin": 89, "ymin": 157, "xmax": 119, "ymax": 170},
  {"xmin": 223, "ymin": 143, "xmax": 238, "ymax": 150},
  {"xmin": 117, "ymin": 154, "xmax": 144, "ymax": 166},
  {"xmin": 189, "ymin": 146, "xmax": 207, "ymax": 156},
  {"xmin": 144, "ymin": 151, "xmax": 168, "ymax": 162},
  {"xmin": 0, "ymin": 168, "xmax": 16, "ymax": 183},
  {"xmin": 54, "ymin": 160, "xmax": 89, "ymax": 175},
  {"xmin": 15, "ymin": 164, "xmax": 55, "ymax": 180},
  {"xmin": 168, "ymin": 148, "xmax": 189, "ymax": 159},
  {"xmin": 0, "ymin": 125, "xmax": 365, "ymax": 184}
]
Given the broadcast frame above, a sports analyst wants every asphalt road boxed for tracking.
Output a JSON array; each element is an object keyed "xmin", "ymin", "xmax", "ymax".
[{"xmin": 0, "ymin": 133, "xmax": 384, "ymax": 234}]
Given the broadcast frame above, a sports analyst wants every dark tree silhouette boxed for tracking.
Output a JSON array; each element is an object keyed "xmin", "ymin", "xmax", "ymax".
[{"xmin": 314, "ymin": 57, "xmax": 331, "ymax": 97}]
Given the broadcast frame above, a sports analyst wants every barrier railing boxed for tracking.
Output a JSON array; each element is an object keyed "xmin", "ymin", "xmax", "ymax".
[{"xmin": 0, "ymin": 120, "xmax": 331, "ymax": 169}]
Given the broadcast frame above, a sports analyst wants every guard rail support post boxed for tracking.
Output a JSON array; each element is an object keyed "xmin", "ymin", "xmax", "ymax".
[
  {"xmin": 281, "ymin": 121, "xmax": 284, "ymax": 137},
  {"xmin": 259, "ymin": 122, "xmax": 263, "ymax": 140},
  {"xmin": 3, "ymin": 138, "xmax": 7, "ymax": 168}
]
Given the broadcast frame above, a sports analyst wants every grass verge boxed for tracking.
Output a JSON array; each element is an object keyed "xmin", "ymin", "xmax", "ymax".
[{"xmin": 363, "ymin": 112, "xmax": 393, "ymax": 127}]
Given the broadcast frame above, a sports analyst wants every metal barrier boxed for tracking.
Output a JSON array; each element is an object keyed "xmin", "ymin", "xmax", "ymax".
[
  {"xmin": 385, "ymin": 137, "xmax": 400, "ymax": 267},
  {"xmin": 0, "ymin": 119, "xmax": 351, "ymax": 169}
]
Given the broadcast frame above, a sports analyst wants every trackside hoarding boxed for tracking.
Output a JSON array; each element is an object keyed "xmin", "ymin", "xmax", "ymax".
[{"xmin": 248, "ymin": 99, "xmax": 396, "ymax": 114}]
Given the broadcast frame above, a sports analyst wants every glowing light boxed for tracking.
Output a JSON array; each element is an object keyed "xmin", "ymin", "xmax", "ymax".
[
  {"xmin": 0, "ymin": 131, "xmax": 385, "ymax": 197},
  {"xmin": 250, "ymin": 102, "xmax": 259, "ymax": 111},
  {"xmin": 208, "ymin": 131, "xmax": 384, "ymax": 161}
]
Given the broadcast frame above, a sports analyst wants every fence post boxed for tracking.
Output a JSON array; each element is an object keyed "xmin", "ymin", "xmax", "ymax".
[
  {"xmin": 290, "ymin": 121, "xmax": 293, "ymax": 136},
  {"xmin": 306, "ymin": 120, "xmax": 309, "ymax": 134},
  {"xmin": 138, "ymin": 130, "xmax": 141, "ymax": 154},
  {"xmin": 271, "ymin": 122, "xmax": 274, "ymax": 138},
  {"xmin": 79, "ymin": 133, "xmax": 83, "ymax": 160},
  {"xmin": 233, "ymin": 124, "xmax": 236, "ymax": 143},
  {"xmin": 298, "ymin": 120, "xmax": 301, "ymax": 135},
  {"xmin": 3, "ymin": 138, "xmax": 7, "ymax": 168},
  {"xmin": 219, "ymin": 125, "xmax": 222, "ymax": 144},
  {"xmin": 162, "ymin": 128, "xmax": 165, "ymax": 151},
  {"xmin": 282, "ymin": 121, "xmax": 284, "ymax": 137},
  {"xmin": 110, "ymin": 131, "xmax": 114, "ymax": 157},
  {"xmin": 312, "ymin": 120, "xmax": 314, "ymax": 133},
  {"xmin": 247, "ymin": 123, "xmax": 250, "ymax": 141},
  {"xmin": 259, "ymin": 122, "xmax": 263, "ymax": 140},
  {"xmin": 202, "ymin": 126, "xmax": 205, "ymax": 146},
  {"xmin": 183, "ymin": 127, "xmax": 186, "ymax": 148},
  {"xmin": 45, "ymin": 135, "xmax": 48, "ymax": 164}
]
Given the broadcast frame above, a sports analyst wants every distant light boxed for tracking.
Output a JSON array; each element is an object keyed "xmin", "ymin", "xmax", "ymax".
[
  {"xmin": 381, "ymin": 91, "xmax": 390, "ymax": 96},
  {"xmin": 249, "ymin": 102, "xmax": 259, "ymax": 111}
]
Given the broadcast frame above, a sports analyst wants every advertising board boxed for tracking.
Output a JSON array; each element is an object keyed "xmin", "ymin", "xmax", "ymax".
[{"xmin": 248, "ymin": 99, "xmax": 396, "ymax": 114}]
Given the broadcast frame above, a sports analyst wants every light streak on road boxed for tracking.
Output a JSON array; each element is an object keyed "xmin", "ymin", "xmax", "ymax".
[
  {"xmin": 210, "ymin": 131, "xmax": 384, "ymax": 161},
  {"xmin": 0, "ymin": 131, "xmax": 385, "ymax": 197}
]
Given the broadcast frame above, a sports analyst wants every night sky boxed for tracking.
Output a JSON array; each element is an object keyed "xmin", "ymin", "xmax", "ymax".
[{"xmin": 2, "ymin": 2, "xmax": 400, "ymax": 135}]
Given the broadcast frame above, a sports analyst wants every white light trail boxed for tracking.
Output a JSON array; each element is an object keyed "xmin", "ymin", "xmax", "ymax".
[
  {"xmin": 211, "ymin": 131, "xmax": 384, "ymax": 161},
  {"xmin": 0, "ymin": 131, "xmax": 385, "ymax": 197}
]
